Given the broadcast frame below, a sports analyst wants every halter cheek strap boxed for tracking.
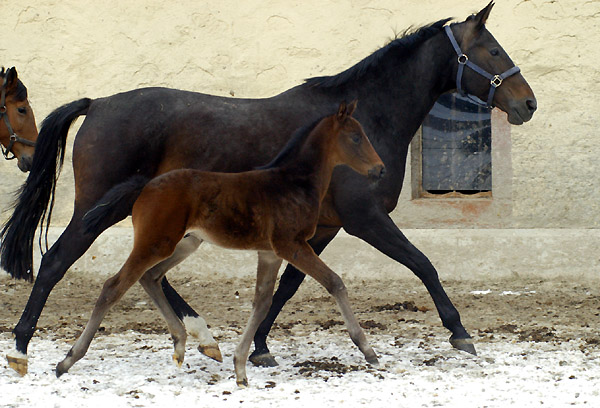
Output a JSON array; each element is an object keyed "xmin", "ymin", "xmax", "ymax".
[
  {"xmin": 444, "ymin": 25, "xmax": 521, "ymax": 108},
  {"xmin": 0, "ymin": 74, "xmax": 36, "ymax": 160}
]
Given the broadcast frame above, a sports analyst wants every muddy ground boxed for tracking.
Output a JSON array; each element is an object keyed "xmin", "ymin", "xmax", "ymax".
[{"xmin": 2, "ymin": 271, "xmax": 598, "ymax": 359}]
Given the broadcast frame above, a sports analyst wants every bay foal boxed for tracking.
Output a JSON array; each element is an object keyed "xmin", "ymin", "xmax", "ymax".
[{"xmin": 56, "ymin": 101, "xmax": 384, "ymax": 386}]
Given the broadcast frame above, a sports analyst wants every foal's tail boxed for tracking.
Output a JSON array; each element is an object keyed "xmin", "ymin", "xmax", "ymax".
[
  {"xmin": 0, "ymin": 98, "xmax": 92, "ymax": 281},
  {"xmin": 83, "ymin": 175, "xmax": 150, "ymax": 236}
]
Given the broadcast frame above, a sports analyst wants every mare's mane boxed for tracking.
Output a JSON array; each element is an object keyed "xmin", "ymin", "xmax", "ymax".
[{"xmin": 305, "ymin": 18, "xmax": 452, "ymax": 89}]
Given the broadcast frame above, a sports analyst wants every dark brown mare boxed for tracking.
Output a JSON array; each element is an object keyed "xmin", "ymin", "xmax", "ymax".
[
  {"xmin": 2, "ymin": 2, "xmax": 536, "ymax": 374},
  {"xmin": 0, "ymin": 67, "xmax": 37, "ymax": 172},
  {"xmin": 55, "ymin": 102, "xmax": 384, "ymax": 386}
]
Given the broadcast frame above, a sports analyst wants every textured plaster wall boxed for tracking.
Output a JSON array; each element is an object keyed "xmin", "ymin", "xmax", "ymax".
[{"xmin": 1, "ymin": 0, "xmax": 599, "ymax": 230}]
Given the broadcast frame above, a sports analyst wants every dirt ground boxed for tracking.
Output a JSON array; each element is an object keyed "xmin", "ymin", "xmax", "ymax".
[{"xmin": 2, "ymin": 271, "xmax": 598, "ymax": 358}]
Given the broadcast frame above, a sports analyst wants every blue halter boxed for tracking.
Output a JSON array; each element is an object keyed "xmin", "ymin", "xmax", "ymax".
[{"xmin": 445, "ymin": 25, "xmax": 521, "ymax": 109}]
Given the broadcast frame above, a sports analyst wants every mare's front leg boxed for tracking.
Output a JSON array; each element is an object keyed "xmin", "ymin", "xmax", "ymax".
[
  {"xmin": 276, "ymin": 242, "xmax": 378, "ymax": 366},
  {"xmin": 250, "ymin": 226, "xmax": 340, "ymax": 367},
  {"xmin": 234, "ymin": 251, "xmax": 282, "ymax": 387},
  {"xmin": 7, "ymin": 215, "xmax": 97, "ymax": 376},
  {"xmin": 152, "ymin": 233, "xmax": 222, "ymax": 361},
  {"xmin": 342, "ymin": 205, "xmax": 475, "ymax": 355}
]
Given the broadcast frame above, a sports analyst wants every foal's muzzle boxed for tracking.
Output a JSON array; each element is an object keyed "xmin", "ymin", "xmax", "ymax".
[{"xmin": 368, "ymin": 164, "xmax": 386, "ymax": 180}]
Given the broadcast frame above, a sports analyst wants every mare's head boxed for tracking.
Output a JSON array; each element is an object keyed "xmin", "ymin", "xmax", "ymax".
[
  {"xmin": 447, "ymin": 2, "xmax": 537, "ymax": 124},
  {"xmin": 0, "ymin": 67, "xmax": 38, "ymax": 171},
  {"xmin": 328, "ymin": 100, "xmax": 385, "ymax": 179}
]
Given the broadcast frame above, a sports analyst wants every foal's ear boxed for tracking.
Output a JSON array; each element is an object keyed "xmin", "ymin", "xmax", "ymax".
[
  {"xmin": 469, "ymin": 1, "xmax": 494, "ymax": 31},
  {"xmin": 337, "ymin": 99, "xmax": 358, "ymax": 121}
]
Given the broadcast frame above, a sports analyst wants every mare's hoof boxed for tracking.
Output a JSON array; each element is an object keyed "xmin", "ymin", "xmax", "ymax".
[
  {"xmin": 198, "ymin": 344, "xmax": 223, "ymax": 363},
  {"xmin": 249, "ymin": 351, "xmax": 279, "ymax": 367},
  {"xmin": 236, "ymin": 378, "xmax": 249, "ymax": 388},
  {"xmin": 450, "ymin": 336, "xmax": 477, "ymax": 356},
  {"xmin": 6, "ymin": 353, "xmax": 28, "ymax": 376}
]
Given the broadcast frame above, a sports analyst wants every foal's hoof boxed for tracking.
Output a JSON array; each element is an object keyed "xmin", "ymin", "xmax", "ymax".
[
  {"xmin": 55, "ymin": 362, "xmax": 69, "ymax": 378},
  {"xmin": 366, "ymin": 353, "xmax": 380, "ymax": 366},
  {"xmin": 248, "ymin": 351, "xmax": 279, "ymax": 367},
  {"xmin": 6, "ymin": 353, "xmax": 28, "ymax": 376},
  {"xmin": 172, "ymin": 353, "xmax": 184, "ymax": 368},
  {"xmin": 450, "ymin": 335, "xmax": 477, "ymax": 356},
  {"xmin": 198, "ymin": 344, "xmax": 223, "ymax": 363},
  {"xmin": 236, "ymin": 377, "xmax": 249, "ymax": 388}
]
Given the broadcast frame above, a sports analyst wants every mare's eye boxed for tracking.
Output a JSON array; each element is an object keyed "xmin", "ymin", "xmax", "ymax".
[
  {"xmin": 351, "ymin": 133, "xmax": 361, "ymax": 144},
  {"xmin": 17, "ymin": 107, "xmax": 27, "ymax": 115},
  {"xmin": 490, "ymin": 48, "xmax": 500, "ymax": 56}
]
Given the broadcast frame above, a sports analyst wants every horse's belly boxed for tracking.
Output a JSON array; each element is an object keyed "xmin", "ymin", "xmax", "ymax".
[{"xmin": 187, "ymin": 228, "xmax": 271, "ymax": 252}]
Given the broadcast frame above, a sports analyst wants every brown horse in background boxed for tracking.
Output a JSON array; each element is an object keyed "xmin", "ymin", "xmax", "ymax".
[
  {"xmin": 55, "ymin": 101, "xmax": 384, "ymax": 386},
  {"xmin": 0, "ymin": 67, "xmax": 37, "ymax": 171}
]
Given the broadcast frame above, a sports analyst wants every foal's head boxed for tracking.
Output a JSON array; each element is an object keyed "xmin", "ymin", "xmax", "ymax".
[
  {"xmin": 0, "ymin": 67, "xmax": 38, "ymax": 171},
  {"xmin": 327, "ymin": 100, "xmax": 385, "ymax": 179},
  {"xmin": 447, "ymin": 2, "xmax": 537, "ymax": 124}
]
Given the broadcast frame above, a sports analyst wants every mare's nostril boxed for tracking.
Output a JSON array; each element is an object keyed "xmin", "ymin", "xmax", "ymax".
[
  {"xmin": 526, "ymin": 98, "xmax": 537, "ymax": 113},
  {"xmin": 379, "ymin": 166, "xmax": 386, "ymax": 179}
]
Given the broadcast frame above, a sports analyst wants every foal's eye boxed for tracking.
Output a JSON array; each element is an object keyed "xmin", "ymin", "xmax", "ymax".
[
  {"xmin": 490, "ymin": 48, "xmax": 500, "ymax": 56},
  {"xmin": 351, "ymin": 134, "xmax": 361, "ymax": 144},
  {"xmin": 17, "ymin": 107, "xmax": 27, "ymax": 115}
]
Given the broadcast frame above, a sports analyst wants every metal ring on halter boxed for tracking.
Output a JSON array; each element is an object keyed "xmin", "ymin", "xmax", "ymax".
[
  {"xmin": 0, "ymin": 105, "xmax": 6, "ymax": 114},
  {"xmin": 457, "ymin": 54, "xmax": 468, "ymax": 65},
  {"xmin": 491, "ymin": 75, "xmax": 503, "ymax": 88}
]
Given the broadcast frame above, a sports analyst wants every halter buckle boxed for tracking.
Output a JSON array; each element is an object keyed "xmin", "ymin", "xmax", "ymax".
[
  {"xmin": 491, "ymin": 75, "xmax": 503, "ymax": 88},
  {"xmin": 457, "ymin": 54, "xmax": 468, "ymax": 65}
]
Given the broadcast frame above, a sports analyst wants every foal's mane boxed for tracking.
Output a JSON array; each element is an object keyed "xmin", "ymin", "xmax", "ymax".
[
  {"xmin": 305, "ymin": 18, "xmax": 452, "ymax": 89},
  {"xmin": 255, "ymin": 115, "xmax": 326, "ymax": 170}
]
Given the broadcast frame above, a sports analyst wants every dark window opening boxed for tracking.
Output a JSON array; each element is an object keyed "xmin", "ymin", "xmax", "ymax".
[{"xmin": 421, "ymin": 92, "xmax": 492, "ymax": 197}]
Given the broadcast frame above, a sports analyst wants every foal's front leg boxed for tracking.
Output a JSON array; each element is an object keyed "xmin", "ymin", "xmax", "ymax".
[
  {"xmin": 233, "ymin": 251, "xmax": 282, "ymax": 387},
  {"xmin": 276, "ymin": 242, "xmax": 378, "ymax": 365}
]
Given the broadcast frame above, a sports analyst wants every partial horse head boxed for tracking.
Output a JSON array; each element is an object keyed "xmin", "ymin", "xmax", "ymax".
[
  {"xmin": 330, "ymin": 100, "xmax": 385, "ymax": 179},
  {"xmin": 447, "ymin": 2, "xmax": 537, "ymax": 124},
  {"xmin": 0, "ymin": 67, "xmax": 38, "ymax": 171}
]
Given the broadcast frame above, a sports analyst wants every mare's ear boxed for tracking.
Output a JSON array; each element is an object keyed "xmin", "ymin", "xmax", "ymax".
[
  {"xmin": 347, "ymin": 99, "xmax": 358, "ymax": 117},
  {"xmin": 4, "ymin": 67, "xmax": 18, "ymax": 92},
  {"xmin": 469, "ymin": 1, "xmax": 494, "ymax": 31}
]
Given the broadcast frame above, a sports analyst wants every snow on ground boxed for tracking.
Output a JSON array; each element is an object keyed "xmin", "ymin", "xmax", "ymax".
[{"xmin": 2, "ymin": 329, "xmax": 599, "ymax": 408}]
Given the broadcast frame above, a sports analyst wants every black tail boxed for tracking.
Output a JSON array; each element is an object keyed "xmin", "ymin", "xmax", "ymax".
[
  {"xmin": 0, "ymin": 98, "xmax": 91, "ymax": 281},
  {"xmin": 83, "ymin": 175, "xmax": 150, "ymax": 236}
]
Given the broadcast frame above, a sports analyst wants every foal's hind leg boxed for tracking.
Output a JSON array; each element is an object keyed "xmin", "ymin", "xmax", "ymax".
[
  {"xmin": 149, "ymin": 233, "xmax": 222, "ymax": 361},
  {"xmin": 234, "ymin": 251, "xmax": 282, "ymax": 387},
  {"xmin": 139, "ymin": 272, "xmax": 188, "ymax": 367},
  {"xmin": 56, "ymin": 251, "xmax": 165, "ymax": 377},
  {"xmin": 276, "ymin": 242, "xmax": 378, "ymax": 365}
]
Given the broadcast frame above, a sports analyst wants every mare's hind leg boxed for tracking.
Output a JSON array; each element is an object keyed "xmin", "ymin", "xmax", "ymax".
[
  {"xmin": 7, "ymin": 216, "xmax": 97, "ymax": 376},
  {"xmin": 150, "ymin": 233, "xmax": 222, "ymax": 361},
  {"xmin": 234, "ymin": 251, "xmax": 282, "ymax": 387},
  {"xmin": 276, "ymin": 242, "xmax": 378, "ymax": 366},
  {"xmin": 250, "ymin": 226, "xmax": 340, "ymax": 367},
  {"xmin": 139, "ymin": 272, "xmax": 188, "ymax": 367}
]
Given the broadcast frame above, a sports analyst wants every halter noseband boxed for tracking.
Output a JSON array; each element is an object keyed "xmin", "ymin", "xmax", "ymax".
[
  {"xmin": 0, "ymin": 73, "xmax": 36, "ymax": 160},
  {"xmin": 445, "ymin": 25, "xmax": 521, "ymax": 108}
]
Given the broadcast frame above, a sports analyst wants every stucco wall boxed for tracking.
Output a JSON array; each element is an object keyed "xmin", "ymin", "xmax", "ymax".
[{"xmin": 1, "ymin": 1, "xmax": 599, "ymax": 230}]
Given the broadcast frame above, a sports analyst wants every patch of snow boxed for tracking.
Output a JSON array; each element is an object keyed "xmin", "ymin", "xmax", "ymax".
[{"xmin": 2, "ymin": 330, "xmax": 599, "ymax": 407}]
